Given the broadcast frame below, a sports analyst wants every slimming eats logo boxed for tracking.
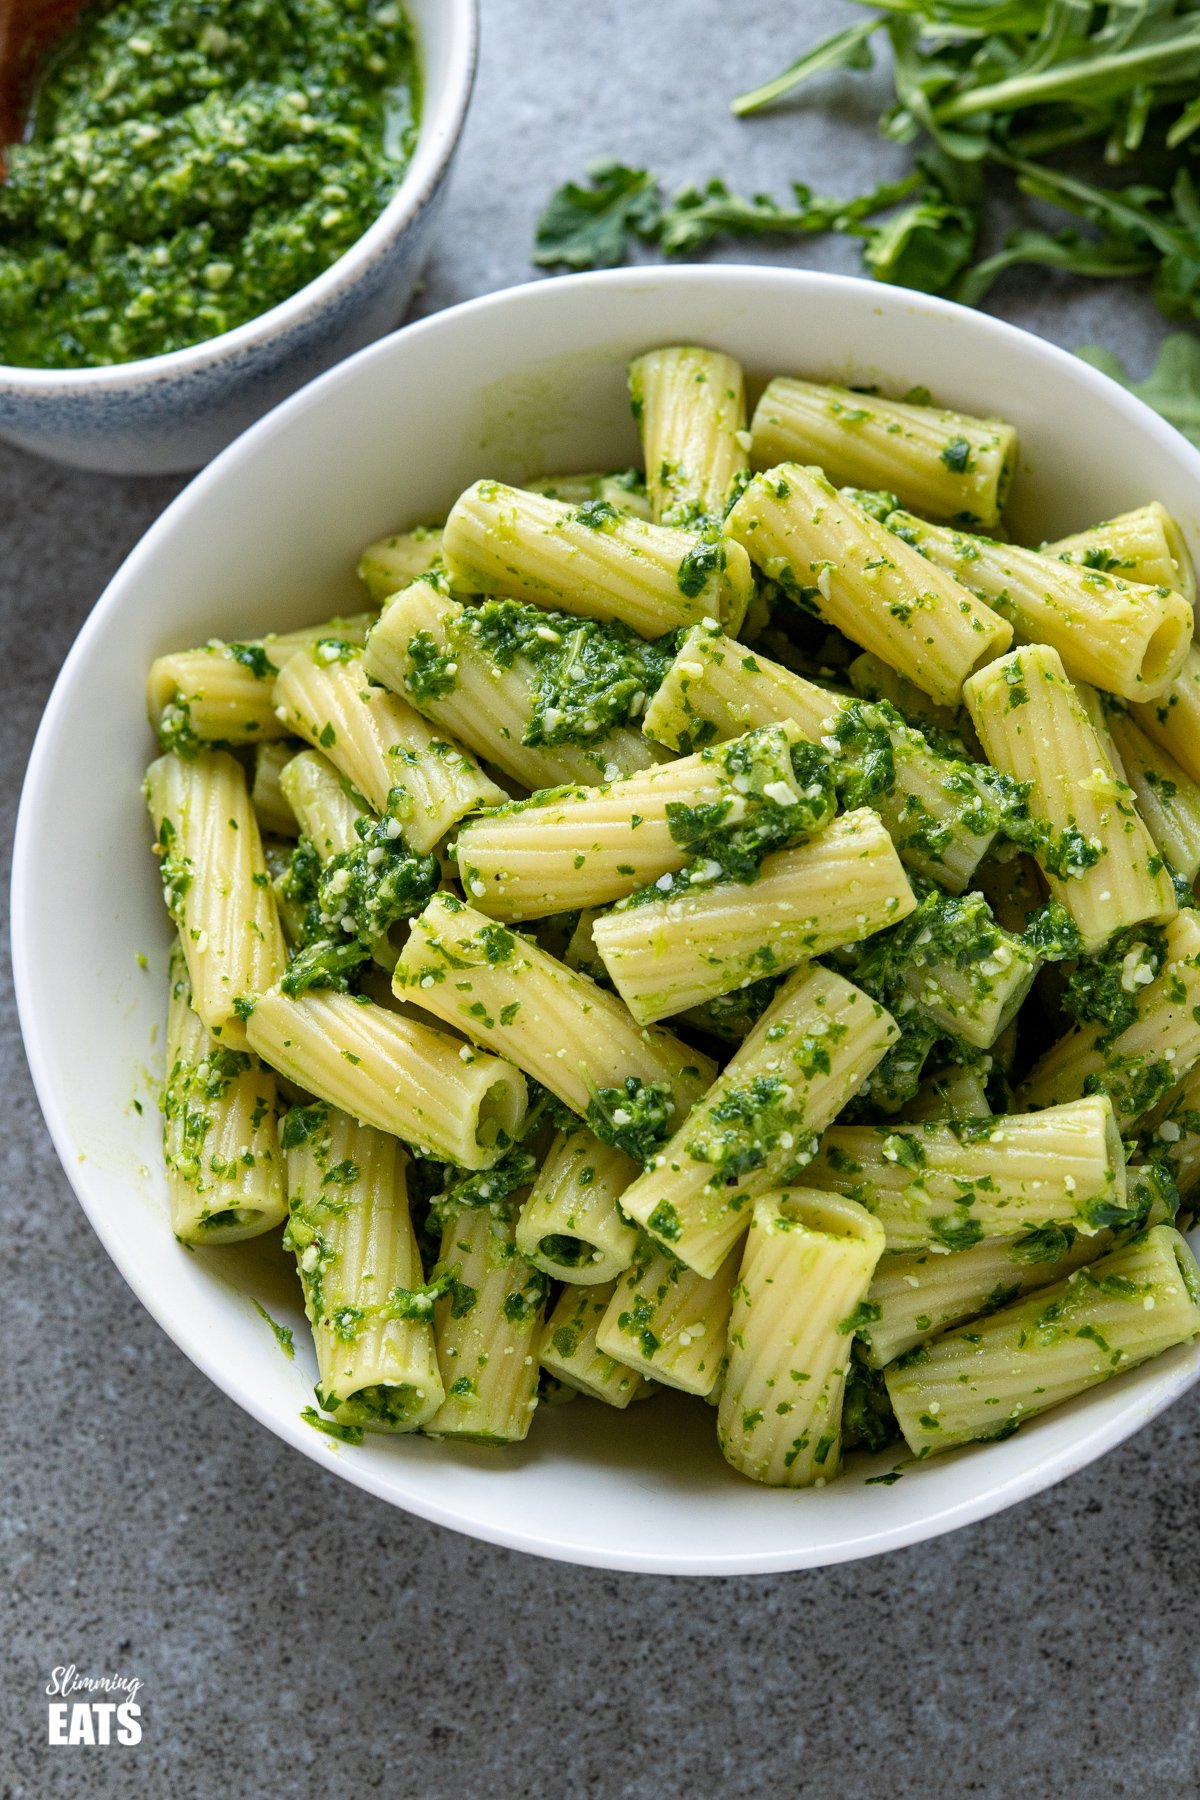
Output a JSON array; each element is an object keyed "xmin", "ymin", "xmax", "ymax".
[{"xmin": 46, "ymin": 1665, "xmax": 143, "ymax": 1745}]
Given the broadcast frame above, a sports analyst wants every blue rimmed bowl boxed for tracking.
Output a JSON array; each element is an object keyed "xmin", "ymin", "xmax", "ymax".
[{"xmin": 0, "ymin": 0, "xmax": 477, "ymax": 474}]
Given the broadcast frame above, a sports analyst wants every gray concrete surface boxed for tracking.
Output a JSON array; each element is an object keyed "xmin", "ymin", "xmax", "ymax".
[{"xmin": 3, "ymin": 2, "xmax": 1197, "ymax": 1794}]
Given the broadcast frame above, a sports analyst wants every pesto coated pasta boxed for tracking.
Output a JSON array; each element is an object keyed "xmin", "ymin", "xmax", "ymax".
[{"xmin": 138, "ymin": 343, "xmax": 1200, "ymax": 1492}]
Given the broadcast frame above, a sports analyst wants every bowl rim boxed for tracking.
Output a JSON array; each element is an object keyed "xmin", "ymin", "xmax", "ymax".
[
  {"xmin": 0, "ymin": 0, "xmax": 479, "ymax": 392},
  {"xmin": 15, "ymin": 263, "xmax": 1200, "ymax": 1574}
]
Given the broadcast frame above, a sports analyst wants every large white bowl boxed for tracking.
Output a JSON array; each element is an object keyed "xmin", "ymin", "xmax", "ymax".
[{"xmin": 14, "ymin": 268, "xmax": 1200, "ymax": 1574}]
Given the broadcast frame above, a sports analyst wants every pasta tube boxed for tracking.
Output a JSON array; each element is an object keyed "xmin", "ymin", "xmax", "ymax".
[
  {"xmin": 515, "ymin": 1129, "xmax": 640, "ymax": 1284},
  {"xmin": 595, "ymin": 1237, "xmax": 740, "ymax": 1396},
  {"xmin": 283, "ymin": 1103, "xmax": 443, "ymax": 1432},
  {"xmin": 618, "ymin": 964, "xmax": 900, "ymax": 1278},
  {"xmin": 163, "ymin": 943, "xmax": 285, "ymax": 1243},
  {"xmin": 526, "ymin": 470, "xmax": 654, "ymax": 520},
  {"xmin": 1017, "ymin": 910, "xmax": 1200, "ymax": 1127},
  {"xmin": 272, "ymin": 648, "xmax": 506, "ymax": 853},
  {"xmin": 279, "ymin": 749, "xmax": 366, "ymax": 859},
  {"xmin": 358, "ymin": 525, "xmax": 446, "ymax": 602},
  {"xmin": 629, "ymin": 345, "xmax": 750, "ymax": 524},
  {"xmin": 717, "ymin": 1190, "xmax": 886, "ymax": 1486},
  {"xmin": 726, "ymin": 466, "xmax": 1012, "ymax": 705},
  {"xmin": 539, "ymin": 1281, "xmax": 649, "ymax": 1408},
  {"xmin": 1043, "ymin": 502, "xmax": 1195, "ymax": 605},
  {"xmin": 245, "ymin": 983, "xmax": 527, "ymax": 1168},
  {"xmin": 642, "ymin": 619, "xmax": 998, "ymax": 891},
  {"xmin": 145, "ymin": 750, "xmax": 287, "ymax": 1050},
  {"xmin": 251, "ymin": 740, "xmax": 300, "ymax": 838},
  {"xmin": 1131, "ymin": 644, "xmax": 1200, "ymax": 787},
  {"xmin": 749, "ymin": 378, "xmax": 1016, "ymax": 527},
  {"xmin": 362, "ymin": 580, "xmax": 660, "ymax": 788},
  {"xmin": 592, "ymin": 808, "xmax": 916, "ymax": 1024},
  {"xmin": 806, "ymin": 1095, "xmax": 1128, "ymax": 1251},
  {"xmin": 885, "ymin": 1226, "xmax": 1200, "ymax": 1455},
  {"xmin": 964, "ymin": 645, "xmax": 1177, "ymax": 955},
  {"xmin": 903, "ymin": 1065, "xmax": 992, "ymax": 1123},
  {"xmin": 1105, "ymin": 707, "xmax": 1200, "ymax": 883},
  {"xmin": 394, "ymin": 895, "xmax": 714, "ymax": 1131},
  {"xmin": 441, "ymin": 479, "xmax": 754, "ymax": 637},
  {"xmin": 452, "ymin": 721, "xmax": 835, "ymax": 922},
  {"xmin": 426, "ymin": 1202, "xmax": 547, "ymax": 1443},
  {"xmin": 890, "ymin": 509, "xmax": 1192, "ymax": 702},
  {"xmin": 147, "ymin": 615, "xmax": 373, "ymax": 754},
  {"xmin": 861, "ymin": 1223, "xmax": 1134, "ymax": 1369}
]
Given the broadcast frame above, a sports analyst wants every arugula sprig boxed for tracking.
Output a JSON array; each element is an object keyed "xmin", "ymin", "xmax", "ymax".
[
  {"xmin": 534, "ymin": 158, "xmax": 952, "ymax": 285},
  {"xmin": 535, "ymin": 2, "xmax": 1200, "ymax": 333}
]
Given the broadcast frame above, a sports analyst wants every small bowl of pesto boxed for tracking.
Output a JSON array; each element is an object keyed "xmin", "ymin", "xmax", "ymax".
[{"xmin": 0, "ymin": 0, "xmax": 476, "ymax": 473}]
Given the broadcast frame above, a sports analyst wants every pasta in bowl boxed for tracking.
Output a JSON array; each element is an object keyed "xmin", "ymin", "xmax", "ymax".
[{"xmin": 14, "ymin": 267, "xmax": 1200, "ymax": 1571}]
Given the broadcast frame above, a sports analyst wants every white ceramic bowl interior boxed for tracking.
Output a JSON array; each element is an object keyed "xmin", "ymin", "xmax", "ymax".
[
  {"xmin": 15, "ymin": 268, "xmax": 1200, "ymax": 1573},
  {"xmin": 0, "ymin": 0, "xmax": 476, "ymax": 474}
]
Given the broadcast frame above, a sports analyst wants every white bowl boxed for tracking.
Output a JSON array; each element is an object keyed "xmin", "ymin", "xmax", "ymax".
[
  {"xmin": 15, "ymin": 267, "xmax": 1200, "ymax": 1573},
  {"xmin": 0, "ymin": 0, "xmax": 477, "ymax": 475}
]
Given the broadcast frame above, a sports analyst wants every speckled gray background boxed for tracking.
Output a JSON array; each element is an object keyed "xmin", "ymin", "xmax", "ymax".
[{"xmin": 4, "ymin": 2, "xmax": 1198, "ymax": 1795}]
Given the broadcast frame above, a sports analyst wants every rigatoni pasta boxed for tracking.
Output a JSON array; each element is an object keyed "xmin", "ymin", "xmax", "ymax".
[
  {"xmin": 452, "ymin": 722, "xmax": 835, "ymax": 922},
  {"xmin": 426, "ymin": 1200, "xmax": 546, "ymax": 1443},
  {"xmin": 617, "ymin": 964, "xmax": 899, "ymax": 1278},
  {"xmin": 515, "ymin": 1128, "xmax": 640, "ymax": 1284},
  {"xmin": 806, "ymin": 1096, "xmax": 1128, "ymax": 1252},
  {"xmin": 283, "ymin": 1101, "xmax": 444, "ymax": 1432},
  {"xmin": 595, "ymin": 1238, "xmax": 741, "ymax": 1397},
  {"xmin": 591, "ymin": 807, "xmax": 915, "ymax": 1023},
  {"xmin": 726, "ymin": 465, "xmax": 1012, "ymax": 704},
  {"xmin": 642, "ymin": 618, "xmax": 998, "ymax": 892},
  {"xmin": 629, "ymin": 344, "xmax": 750, "ymax": 525},
  {"xmin": 163, "ymin": 943, "xmax": 285, "ymax": 1243},
  {"xmin": 539, "ymin": 1282, "xmax": 648, "ymax": 1408},
  {"xmin": 885, "ymin": 1226, "xmax": 1200, "ymax": 1455},
  {"xmin": 717, "ymin": 1190, "xmax": 886, "ymax": 1486},
  {"xmin": 394, "ymin": 893, "xmax": 714, "ymax": 1130},
  {"xmin": 147, "ymin": 614, "xmax": 374, "ymax": 755},
  {"xmin": 138, "ymin": 341, "xmax": 1200, "ymax": 1494},
  {"xmin": 273, "ymin": 646, "xmax": 506, "ymax": 853},
  {"xmin": 441, "ymin": 479, "xmax": 754, "ymax": 638},
  {"xmin": 964, "ymin": 644, "xmax": 1177, "ymax": 955},
  {"xmin": 245, "ymin": 983, "xmax": 528, "ymax": 1168},
  {"xmin": 1044, "ymin": 502, "xmax": 1195, "ymax": 605},
  {"xmin": 1017, "ymin": 910, "xmax": 1200, "ymax": 1127},
  {"xmin": 362, "ymin": 577, "xmax": 661, "ymax": 788},
  {"xmin": 889, "ymin": 508, "xmax": 1192, "ymax": 702},
  {"xmin": 749, "ymin": 378, "xmax": 1016, "ymax": 527},
  {"xmin": 145, "ymin": 748, "xmax": 287, "ymax": 1049}
]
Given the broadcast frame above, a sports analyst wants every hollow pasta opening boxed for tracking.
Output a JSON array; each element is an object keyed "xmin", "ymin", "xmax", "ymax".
[{"xmin": 1139, "ymin": 603, "xmax": 1192, "ymax": 694}]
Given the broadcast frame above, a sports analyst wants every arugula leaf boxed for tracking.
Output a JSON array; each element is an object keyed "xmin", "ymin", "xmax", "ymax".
[
  {"xmin": 954, "ymin": 228, "xmax": 1156, "ymax": 308},
  {"xmin": 536, "ymin": 165, "xmax": 928, "ymax": 271},
  {"xmin": 533, "ymin": 160, "xmax": 662, "ymax": 269},
  {"xmin": 534, "ymin": 2, "xmax": 1200, "ymax": 337},
  {"xmin": 656, "ymin": 173, "xmax": 921, "ymax": 257},
  {"xmin": 855, "ymin": 193, "xmax": 977, "ymax": 293},
  {"xmin": 1075, "ymin": 334, "xmax": 1200, "ymax": 451},
  {"xmin": 733, "ymin": 19, "xmax": 882, "ymax": 117}
]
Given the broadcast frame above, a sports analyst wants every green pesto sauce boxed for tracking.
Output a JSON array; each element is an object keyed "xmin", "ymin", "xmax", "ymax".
[
  {"xmin": 0, "ymin": 0, "xmax": 418, "ymax": 367},
  {"xmin": 1062, "ymin": 924, "xmax": 1168, "ymax": 1046},
  {"xmin": 407, "ymin": 590, "xmax": 675, "ymax": 751},
  {"xmin": 278, "ymin": 818, "xmax": 438, "ymax": 998}
]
